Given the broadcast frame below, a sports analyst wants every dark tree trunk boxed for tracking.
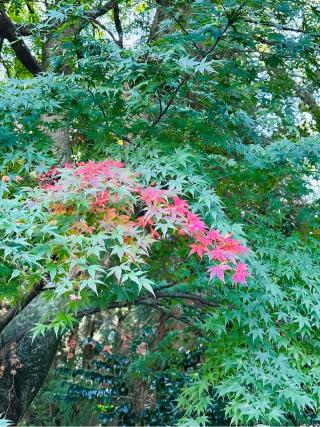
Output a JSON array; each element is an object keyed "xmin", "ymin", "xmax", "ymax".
[
  {"xmin": 0, "ymin": 295, "xmax": 62, "ymax": 423},
  {"xmin": 148, "ymin": 0, "xmax": 171, "ymax": 42},
  {"xmin": 0, "ymin": 7, "xmax": 43, "ymax": 75}
]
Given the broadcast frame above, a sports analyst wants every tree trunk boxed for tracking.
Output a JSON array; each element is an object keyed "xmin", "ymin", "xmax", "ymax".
[
  {"xmin": 0, "ymin": 22, "xmax": 77, "ymax": 423},
  {"xmin": 40, "ymin": 26, "xmax": 76, "ymax": 164},
  {"xmin": 148, "ymin": 0, "xmax": 171, "ymax": 42},
  {"xmin": 297, "ymin": 87, "xmax": 320, "ymax": 131},
  {"xmin": 42, "ymin": 114, "xmax": 72, "ymax": 164},
  {"xmin": 0, "ymin": 294, "xmax": 62, "ymax": 423}
]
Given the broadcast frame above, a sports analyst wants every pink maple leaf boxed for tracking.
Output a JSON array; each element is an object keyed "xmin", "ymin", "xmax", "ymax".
[
  {"xmin": 136, "ymin": 214, "xmax": 154, "ymax": 229},
  {"xmin": 208, "ymin": 264, "xmax": 232, "ymax": 282},
  {"xmin": 207, "ymin": 229, "xmax": 223, "ymax": 242},
  {"xmin": 232, "ymin": 262, "xmax": 250, "ymax": 285},
  {"xmin": 172, "ymin": 196, "xmax": 190, "ymax": 214},
  {"xmin": 92, "ymin": 191, "xmax": 109, "ymax": 208},
  {"xmin": 208, "ymin": 247, "xmax": 235, "ymax": 262},
  {"xmin": 139, "ymin": 187, "xmax": 171, "ymax": 205},
  {"xmin": 223, "ymin": 237, "xmax": 248, "ymax": 255},
  {"xmin": 189, "ymin": 242, "xmax": 208, "ymax": 258},
  {"xmin": 42, "ymin": 183, "xmax": 63, "ymax": 191},
  {"xmin": 194, "ymin": 234, "xmax": 212, "ymax": 246},
  {"xmin": 74, "ymin": 160, "xmax": 124, "ymax": 186},
  {"xmin": 185, "ymin": 213, "xmax": 207, "ymax": 234}
]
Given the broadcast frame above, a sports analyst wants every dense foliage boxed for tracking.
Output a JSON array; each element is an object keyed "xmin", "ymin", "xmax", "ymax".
[{"xmin": 0, "ymin": 0, "xmax": 320, "ymax": 425}]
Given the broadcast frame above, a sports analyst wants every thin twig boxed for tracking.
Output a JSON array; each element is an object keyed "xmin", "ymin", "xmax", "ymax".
[
  {"xmin": 168, "ymin": 11, "xmax": 205, "ymax": 56},
  {"xmin": 87, "ymin": 87, "xmax": 108, "ymax": 121},
  {"xmin": 154, "ymin": 281, "xmax": 178, "ymax": 291},
  {"xmin": 151, "ymin": 0, "xmax": 248, "ymax": 127},
  {"xmin": 151, "ymin": 75, "xmax": 189, "ymax": 126},
  {"xmin": 156, "ymin": 89, "xmax": 163, "ymax": 115},
  {"xmin": 138, "ymin": 300, "xmax": 202, "ymax": 332},
  {"xmin": 204, "ymin": 0, "xmax": 248, "ymax": 57},
  {"xmin": 243, "ymin": 18, "xmax": 320, "ymax": 37},
  {"xmin": 90, "ymin": 18, "xmax": 119, "ymax": 45}
]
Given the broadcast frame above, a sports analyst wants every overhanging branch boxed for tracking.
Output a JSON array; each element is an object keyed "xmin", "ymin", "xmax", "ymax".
[
  {"xmin": 0, "ymin": 7, "xmax": 43, "ymax": 75},
  {"xmin": 87, "ymin": 0, "xmax": 119, "ymax": 20},
  {"xmin": 0, "ymin": 288, "xmax": 219, "ymax": 354},
  {"xmin": 76, "ymin": 289, "xmax": 221, "ymax": 319},
  {"xmin": 17, "ymin": 0, "xmax": 119, "ymax": 36}
]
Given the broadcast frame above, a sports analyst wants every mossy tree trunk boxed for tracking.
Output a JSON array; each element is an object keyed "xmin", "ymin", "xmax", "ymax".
[{"xmin": 0, "ymin": 295, "xmax": 62, "ymax": 423}]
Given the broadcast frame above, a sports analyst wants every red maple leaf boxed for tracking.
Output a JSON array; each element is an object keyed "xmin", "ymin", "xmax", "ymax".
[
  {"xmin": 139, "ymin": 187, "xmax": 171, "ymax": 205},
  {"xmin": 232, "ymin": 262, "xmax": 250, "ymax": 285},
  {"xmin": 189, "ymin": 242, "xmax": 208, "ymax": 258},
  {"xmin": 208, "ymin": 264, "xmax": 232, "ymax": 282}
]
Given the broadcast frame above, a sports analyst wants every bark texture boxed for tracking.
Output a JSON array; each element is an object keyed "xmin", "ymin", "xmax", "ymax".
[
  {"xmin": 148, "ymin": 0, "xmax": 171, "ymax": 42},
  {"xmin": 0, "ymin": 294, "xmax": 62, "ymax": 423},
  {"xmin": 297, "ymin": 87, "xmax": 320, "ymax": 130},
  {"xmin": 0, "ymin": 7, "xmax": 43, "ymax": 75},
  {"xmin": 42, "ymin": 114, "xmax": 72, "ymax": 164}
]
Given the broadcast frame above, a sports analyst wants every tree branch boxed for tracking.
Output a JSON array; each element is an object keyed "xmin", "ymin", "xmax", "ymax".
[
  {"xmin": 154, "ymin": 292, "xmax": 221, "ymax": 307},
  {"xmin": 243, "ymin": 18, "xmax": 320, "ymax": 37},
  {"xmin": 154, "ymin": 281, "xmax": 179, "ymax": 291},
  {"xmin": 90, "ymin": 18, "xmax": 119, "ymax": 45},
  {"xmin": 167, "ymin": 10, "xmax": 205, "ymax": 56},
  {"xmin": 0, "ymin": 7, "xmax": 43, "ymax": 75},
  {"xmin": 76, "ymin": 289, "xmax": 220, "ymax": 319},
  {"xmin": 87, "ymin": 0, "xmax": 119, "ymax": 20},
  {"xmin": 151, "ymin": 75, "xmax": 189, "ymax": 126},
  {"xmin": 87, "ymin": 87, "xmax": 108, "ymax": 121},
  {"xmin": 138, "ymin": 300, "xmax": 202, "ymax": 331},
  {"xmin": 0, "ymin": 287, "xmax": 219, "ymax": 363},
  {"xmin": 204, "ymin": 0, "xmax": 248, "ymax": 57},
  {"xmin": 16, "ymin": 1, "xmax": 119, "ymax": 37},
  {"xmin": 113, "ymin": 4, "xmax": 123, "ymax": 48},
  {"xmin": 156, "ymin": 89, "xmax": 163, "ymax": 115}
]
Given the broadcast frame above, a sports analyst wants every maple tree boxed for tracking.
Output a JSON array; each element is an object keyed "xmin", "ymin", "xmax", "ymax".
[{"xmin": 0, "ymin": 158, "xmax": 249, "ymax": 422}]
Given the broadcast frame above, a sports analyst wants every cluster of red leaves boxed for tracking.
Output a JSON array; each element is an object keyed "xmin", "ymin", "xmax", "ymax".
[
  {"xmin": 40, "ymin": 160, "xmax": 250, "ymax": 285},
  {"xmin": 137, "ymin": 186, "xmax": 250, "ymax": 284},
  {"xmin": 72, "ymin": 160, "xmax": 125, "ymax": 186},
  {"xmin": 38, "ymin": 166, "xmax": 61, "ymax": 190}
]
